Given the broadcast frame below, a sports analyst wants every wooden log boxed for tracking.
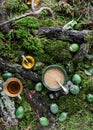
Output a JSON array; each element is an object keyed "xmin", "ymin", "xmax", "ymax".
[
  {"xmin": 37, "ymin": 27, "xmax": 90, "ymax": 44},
  {"xmin": 0, "ymin": 58, "xmax": 41, "ymax": 82},
  {"xmin": 24, "ymin": 89, "xmax": 59, "ymax": 130}
]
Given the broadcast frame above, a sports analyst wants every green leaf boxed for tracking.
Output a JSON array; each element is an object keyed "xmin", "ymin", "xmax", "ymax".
[{"xmin": 63, "ymin": 20, "xmax": 77, "ymax": 30}]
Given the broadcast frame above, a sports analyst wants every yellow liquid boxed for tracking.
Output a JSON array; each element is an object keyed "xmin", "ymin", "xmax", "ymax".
[{"xmin": 7, "ymin": 81, "xmax": 20, "ymax": 94}]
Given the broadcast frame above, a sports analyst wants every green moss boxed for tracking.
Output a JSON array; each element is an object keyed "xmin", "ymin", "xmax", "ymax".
[
  {"xmin": 5, "ymin": 0, "xmax": 21, "ymax": 12},
  {"xmin": 18, "ymin": 3, "xmax": 29, "ymax": 12},
  {"xmin": 59, "ymin": 110, "xmax": 93, "ymax": 130},
  {"xmin": 39, "ymin": 18, "xmax": 57, "ymax": 27},
  {"xmin": 0, "ymin": 0, "xmax": 93, "ymax": 129},
  {"xmin": 0, "ymin": 32, "xmax": 4, "ymax": 40},
  {"xmin": 16, "ymin": 17, "xmax": 39, "ymax": 29},
  {"xmin": 44, "ymin": 39, "xmax": 71, "ymax": 63}
]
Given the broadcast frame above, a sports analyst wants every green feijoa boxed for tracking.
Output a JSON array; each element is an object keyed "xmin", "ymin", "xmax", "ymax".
[
  {"xmin": 16, "ymin": 106, "xmax": 24, "ymax": 119},
  {"xmin": 2, "ymin": 71, "xmax": 13, "ymax": 81},
  {"xmin": 69, "ymin": 43, "xmax": 79, "ymax": 52},
  {"xmin": 58, "ymin": 112, "xmax": 67, "ymax": 122},
  {"xmin": 70, "ymin": 85, "xmax": 80, "ymax": 95},
  {"xmin": 72, "ymin": 74, "xmax": 81, "ymax": 84},
  {"xmin": 50, "ymin": 103, "xmax": 59, "ymax": 114},
  {"xmin": 86, "ymin": 94, "xmax": 93, "ymax": 103},
  {"xmin": 39, "ymin": 117, "xmax": 49, "ymax": 127},
  {"xmin": 35, "ymin": 82, "xmax": 43, "ymax": 92}
]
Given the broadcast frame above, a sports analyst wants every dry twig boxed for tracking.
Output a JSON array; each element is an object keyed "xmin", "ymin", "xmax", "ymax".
[{"xmin": 0, "ymin": 0, "xmax": 54, "ymax": 26}]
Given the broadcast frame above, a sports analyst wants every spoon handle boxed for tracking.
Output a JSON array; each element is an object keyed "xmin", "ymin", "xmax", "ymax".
[
  {"xmin": 22, "ymin": 55, "xmax": 28, "ymax": 63},
  {"xmin": 57, "ymin": 81, "xmax": 68, "ymax": 95}
]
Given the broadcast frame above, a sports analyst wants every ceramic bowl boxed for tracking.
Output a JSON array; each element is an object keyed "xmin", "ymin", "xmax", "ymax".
[{"xmin": 42, "ymin": 65, "xmax": 67, "ymax": 91}]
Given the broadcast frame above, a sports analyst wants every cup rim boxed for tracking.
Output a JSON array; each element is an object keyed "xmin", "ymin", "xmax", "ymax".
[
  {"xmin": 42, "ymin": 65, "xmax": 67, "ymax": 91},
  {"xmin": 3, "ymin": 77, "xmax": 23, "ymax": 97}
]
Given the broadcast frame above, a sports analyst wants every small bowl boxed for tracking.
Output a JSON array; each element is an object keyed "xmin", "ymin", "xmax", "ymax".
[
  {"xmin": 42, "ymin": 65, "xmax": 67, "ymax": 91},
  {"xmin": 22, "ymin": 56, "xmax": 35, "ymax": 69}
]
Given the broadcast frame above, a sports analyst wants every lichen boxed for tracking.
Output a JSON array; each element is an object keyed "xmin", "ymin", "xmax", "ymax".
[{"xmin": 0, "ymin": 82, "xmax": 18, "ymax": 126}]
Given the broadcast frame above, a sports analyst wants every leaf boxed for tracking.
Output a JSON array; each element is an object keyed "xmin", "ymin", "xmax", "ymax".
[
  {"xmin": 84, "ymin": 69, "xmax": 92, "ymax": 76},
  {"xmin": 63, "ymin": 20, "xmax": 77, "ymax": 30}
]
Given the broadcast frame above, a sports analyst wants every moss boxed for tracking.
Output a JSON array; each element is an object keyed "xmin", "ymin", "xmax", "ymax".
[
  {"xmin": 44, "ymin": 39, "xmax": 71, "ymax": 63},
  {"xmin": 4, "ymin": 0, "xmax": 21, "ymax": 12},
  {"xmin": 59, "ymin": 110, "xmax": 93, "ymax": 130},
  {"xmin": 38, "ymin": 18, "xmax": 57, "ymax": 27},
  {"xmin": 18, "ymin": 3, "xmax": 29, "ymax": 12},
  {"xmin": 0, "ymin": 0, "xmax": 93, "ymax": 129},
  {"xmin": 15, "ymin": 17, "xmax": 39, "ymax": 29},
  {"xmin": 14, "ymin": 95, "xmax": 37, "ymax": 130}
]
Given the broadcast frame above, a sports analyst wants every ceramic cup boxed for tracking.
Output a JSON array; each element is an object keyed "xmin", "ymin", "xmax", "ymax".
[
  {"xmin": 42, "ymin": 65, "xmax": 67, "ymax": 91},
  {"xmin": 3, "ymin": 78, "xmax": 23, "ymax": 99}
]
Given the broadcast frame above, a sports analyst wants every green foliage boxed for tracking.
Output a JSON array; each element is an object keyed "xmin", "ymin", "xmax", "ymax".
[
  {"xmin": 16, "ymin": 17, "xmax": 39, "ymax": 29},
  {"xmin": 59, "ymin": 110, "xmax": 93, "ymax": 130},
  {"xmin": 0, "ymin": 32, "xmax": 4, "ymax": 40},
  {"xmin": 39, "ymin": 18, "xmax": 56, "ymax": 27},
  {"xmin": 15, "ymin": 97, "xmax": 37, "ymax": 130},
  {"xmin": 16, "ymin": 28, "xmax": 30, "ymax": 39},
  {"xmin": 44, "ymin": 40, "xmax": 71, "ymax": 63},
  {"xmin": 5, "ymin": 0, "xmax": 21, "ymax": 12},
  {"xmin": 18, "ymin": 3, "xmax": 29, "ymax": 12},
  {"xmin": 6, "ymin": 17, "xmax": 44, "ymax": 57},
  {"xmin": 22, "ymin": 36, "xmax": 44, "ymax": 56},
  {"xmin": 84, "ymin": 31, "xmax": 93, "ymax": 46}
]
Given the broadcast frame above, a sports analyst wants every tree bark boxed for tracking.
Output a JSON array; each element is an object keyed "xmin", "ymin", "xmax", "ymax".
[
  {"xmin": 37, "ymin": 27, "xmax": 90, "ymax": 44},
  {"xmin": 24, "ymin": 89, "xmax": 59, "ymax": 130},
  {"xmin": 0, "ymin": 58, "xmax": 41, "ymax": 82}
]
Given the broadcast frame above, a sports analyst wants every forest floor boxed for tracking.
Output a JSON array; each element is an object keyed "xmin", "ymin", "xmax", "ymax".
[{"xmin": 0, "ymin": 0, "xmax": 93, "ymax": 130}]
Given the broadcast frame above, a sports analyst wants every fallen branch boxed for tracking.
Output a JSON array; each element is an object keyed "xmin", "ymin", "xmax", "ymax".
[
  {"xmin": 37, "ymin": 27, "xmax": 93, "ymax": 60},
  {"xmin": 37, "ymin": 27, "xmax": 90, "ymax": 44},
  {"xmin": 0, "ymin": 58, "xmax": 41, "ymax": 82},
  {"xmin": 24, "ymin": 89, "xmax": 59, "ymax": 130},
  {"xmin": 0, "ymin": 0, "xmax": 54, "ymax": 27}
]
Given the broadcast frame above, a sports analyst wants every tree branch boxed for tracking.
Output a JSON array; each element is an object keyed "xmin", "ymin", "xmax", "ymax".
[
  {"xmin": 0, "ymin": 1, "xmax": 54, "ymax": 27},
  {"xmin": 0, "ymin": 58, "xmax": 41, "ymax": 82},
  {"xmin": 37, "ymin": 27, "xmax": 89, "ymax": 44},
  {"xmin": 31, "ymin": 0, "xmax": 35, "ymax": 12}
]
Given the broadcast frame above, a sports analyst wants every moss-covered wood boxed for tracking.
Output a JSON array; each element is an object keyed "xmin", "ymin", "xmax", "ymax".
[
  {"xmin": 0, "ymin": 58, "xmax": 41, "ymax": 82},
  {"xmin": 37, "ymin": 27, "xmax": 89, "ymax": 43},
  {"xmin": 24, "ymin": 89, "xmax": 59, "ymax": 130}
]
